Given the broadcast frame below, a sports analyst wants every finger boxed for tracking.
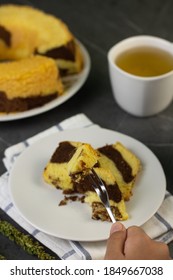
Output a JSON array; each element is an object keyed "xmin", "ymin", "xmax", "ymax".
[
  {"xmin": 127, "ymin": 225, "xmax": 146, "ymax": 237},
  {"xmin": 152, "ymin": 241, "xmax": 172, "ymax": 260},
  {"xmin": 110, "ymin": 222, "xmax": 126, "ymax": 235},
  {"xmin": 104, "ymin": 222, "xmax": 127, "ymax": 260}
]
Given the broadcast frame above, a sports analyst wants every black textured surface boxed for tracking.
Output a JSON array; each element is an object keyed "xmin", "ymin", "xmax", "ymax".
[{"xmin": 1, "ymin": 0, "xmax": 173, "ymax": 259}]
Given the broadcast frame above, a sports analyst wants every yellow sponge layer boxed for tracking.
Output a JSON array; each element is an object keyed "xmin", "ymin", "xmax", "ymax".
[{"xmin": 67, "ymin": 143, "xmax": 100, "ymax": 174}]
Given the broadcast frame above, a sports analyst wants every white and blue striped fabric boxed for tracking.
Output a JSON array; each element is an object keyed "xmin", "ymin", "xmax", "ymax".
[{"xmin": 0, "ymin": 113, "xmax": 173, "ymax": 259}]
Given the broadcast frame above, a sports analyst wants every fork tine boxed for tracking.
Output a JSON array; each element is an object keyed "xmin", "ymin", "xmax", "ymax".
[
  {"xmin": 89, "ymin": 168, "xmax": 116, "ymax": 223},
  {"xmin": 90, "ymin": 168, "xmax": 101, "ymax": 185},
  {"xmin": 89, "ymin": 169, "xmax": 105, "ymax": 200},
  {"xmin": 91, "ymin": 169, "xmax": 107, "ymax": 194},
  {"xmin": 91, "ymin": 168, "xmax": 102, "ymax": 183},
  {"xmin": 88, "ymin": 172, "xmax": 101, "ymax": 196}
]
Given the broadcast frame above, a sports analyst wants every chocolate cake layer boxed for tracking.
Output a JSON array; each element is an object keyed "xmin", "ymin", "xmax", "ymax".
[
  {"xmin": 50, "ymin": 141, "xmax": 77, "ymax": 163},
  {"xmin": 0, "ymin": 25, "xmax": 11, "ymax": 46},
  {"xmin": 98, "ymin": 145, "xmax": 134, "ymax": 183},
  {"xmin": 0, "ymin": 91, "xmax": 57, "ymax": 113},
  {"xmin": 70, "ymin": 173, "xmax": 122, "ymax": 203},
  {"xmin": 40, "ymin": 41, "xmax": 75, "ymax": 61}
]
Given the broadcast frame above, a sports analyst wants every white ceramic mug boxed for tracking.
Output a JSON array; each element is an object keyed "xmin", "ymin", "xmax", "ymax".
[{"xmin": 108, "ymin": 35, "xmax": 173, "ymax": 117}]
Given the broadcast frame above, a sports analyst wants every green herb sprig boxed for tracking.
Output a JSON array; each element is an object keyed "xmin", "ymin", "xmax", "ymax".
[
  {"xmin": 0, "ymin": 254, "xmax": 6, "ymax": 260},
  {"xmin": 0, "ymin": 220, "xmax": 55, "ymax": 260}
]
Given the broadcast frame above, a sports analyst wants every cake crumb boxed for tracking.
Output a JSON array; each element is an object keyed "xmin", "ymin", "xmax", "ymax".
[{"xmin": 59, "ymin": 195, "xmax": 85, "ymax": 206}]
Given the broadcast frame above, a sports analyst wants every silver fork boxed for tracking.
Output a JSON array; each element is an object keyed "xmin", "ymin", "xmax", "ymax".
[{"xmin": 89, "ymin": 168, "xmax": 116, "ymax": 223}]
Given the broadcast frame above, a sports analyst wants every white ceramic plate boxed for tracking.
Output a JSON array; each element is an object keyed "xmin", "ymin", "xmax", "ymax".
[
  {"xmin": 9, "ymin": 126, "xmax": 166, "ymax": 241},
  {"xmin": 0, "ymin": 40, "xmax": 90, "ymax": 121}
]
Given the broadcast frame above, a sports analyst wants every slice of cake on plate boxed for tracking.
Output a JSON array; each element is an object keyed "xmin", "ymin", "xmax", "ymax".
[{"xmin": 43, "ymin": 140, "xmax": 129, "ymax": 221}]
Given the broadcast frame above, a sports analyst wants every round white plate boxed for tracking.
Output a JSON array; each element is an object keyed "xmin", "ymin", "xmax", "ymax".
[
  {"xmin": 0, "ymin": 40, "xmax": 90, "ymax": 121},
  {"xmin": 9, "ymin": 126, "xmax": 166, "ymax": 241}
]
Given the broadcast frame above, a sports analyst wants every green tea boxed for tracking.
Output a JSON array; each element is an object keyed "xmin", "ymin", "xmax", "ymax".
[{"xmin": 115, "ymin": 46, "xmax": 173, "ymax": 77}]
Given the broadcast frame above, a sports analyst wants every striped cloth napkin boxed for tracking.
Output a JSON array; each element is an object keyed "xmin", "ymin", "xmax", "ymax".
[{"xmin": 0, "ymin": 113, "xmax": 173, "ymax": 260}]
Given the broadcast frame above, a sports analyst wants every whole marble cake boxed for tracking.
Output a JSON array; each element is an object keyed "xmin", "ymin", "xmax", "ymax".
[
  {"xmin": 0, "ymin": 4, "xmax": 83, "ymax": 75},
  {"xmin": 0, "ymin": 4, "xmax": 84, "ymax": 113}
]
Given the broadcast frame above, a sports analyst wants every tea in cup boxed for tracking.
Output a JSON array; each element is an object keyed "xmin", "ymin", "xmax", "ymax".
[{"xmin": 108, "ymin": 36, "xmax": 173, "ymax": 117}]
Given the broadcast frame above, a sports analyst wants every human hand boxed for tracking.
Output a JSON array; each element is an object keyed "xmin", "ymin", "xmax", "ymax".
[{"xmin": 104, "ymin": 222, "xmax": 171, "ymax": 260}]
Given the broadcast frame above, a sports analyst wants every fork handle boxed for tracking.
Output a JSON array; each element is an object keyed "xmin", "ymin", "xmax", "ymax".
[{"xmin": 106, "ymin": 207, "xmax": 116, "ymax": 223}]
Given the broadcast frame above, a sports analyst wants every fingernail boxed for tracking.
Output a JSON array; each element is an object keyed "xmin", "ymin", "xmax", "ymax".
[{"xmin": 110, "ymin": 222, "xmax": 125, "ymax": 234}]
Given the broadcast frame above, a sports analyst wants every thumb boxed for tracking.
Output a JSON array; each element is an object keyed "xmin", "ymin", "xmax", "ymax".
[{"xmin": 104, "ymin": 222, "xmax": 126, "ymax": 260}]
